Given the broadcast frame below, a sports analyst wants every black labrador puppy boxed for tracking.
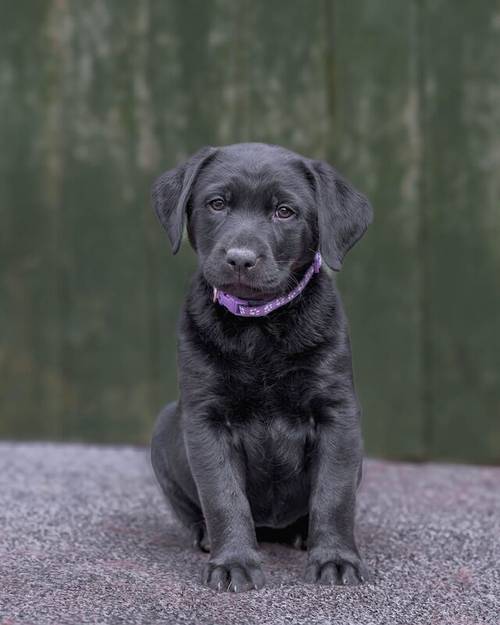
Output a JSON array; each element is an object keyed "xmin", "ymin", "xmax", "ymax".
[{"xmin": 150, "ymin": 143, "xmax": 373, "ymax": 592}]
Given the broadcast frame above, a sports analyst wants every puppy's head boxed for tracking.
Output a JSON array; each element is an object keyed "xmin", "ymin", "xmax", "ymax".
[{"xmin": 152, "ymin": 143, "xmax": 372, "ymax": 300}]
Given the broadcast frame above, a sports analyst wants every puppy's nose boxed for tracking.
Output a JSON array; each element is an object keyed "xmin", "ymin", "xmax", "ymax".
[{"xmin": 225, "ymin": 248, "xmax": 258, "ymax": 270}]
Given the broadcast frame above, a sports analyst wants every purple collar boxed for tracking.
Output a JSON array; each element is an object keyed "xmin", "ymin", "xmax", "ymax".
[{"xmin": 213, "ymin": 252, "xmax": 322, "ymax": 317}]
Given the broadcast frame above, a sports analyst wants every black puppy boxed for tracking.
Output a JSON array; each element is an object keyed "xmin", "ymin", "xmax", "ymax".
[{"xmin": 150, "ymin": 143, "xmax": 373, "ymax": 592}]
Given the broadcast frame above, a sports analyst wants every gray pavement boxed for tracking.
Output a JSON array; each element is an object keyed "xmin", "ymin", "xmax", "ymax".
[{"xmin": 0, "ymin": 443, "xmax": 498, "ymax": 625}]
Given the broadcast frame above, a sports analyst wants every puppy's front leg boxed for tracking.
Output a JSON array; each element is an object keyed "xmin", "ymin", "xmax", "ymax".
[
  {"xmin": 185, "ymin": 418, "xmax": 265, "ymax": 592},
  {"xmin": 305, "ymin": 414, "xmax": 369, "ymax": 585}
]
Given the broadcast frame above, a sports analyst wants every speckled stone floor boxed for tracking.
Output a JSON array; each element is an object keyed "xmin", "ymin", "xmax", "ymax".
[{"xmin": 0, "ymin": 443, "xmax": 498, "ymax": 625}]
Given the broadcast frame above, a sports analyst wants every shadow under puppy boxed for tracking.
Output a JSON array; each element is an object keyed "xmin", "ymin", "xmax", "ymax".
[{"xmin": 150, "ymin": 143, "xmax": 373, "ymax": 592}]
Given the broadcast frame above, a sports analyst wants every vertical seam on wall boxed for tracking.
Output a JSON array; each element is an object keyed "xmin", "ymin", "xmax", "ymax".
[
  {"xmin": 322, "ymin": 0, "xmax": 336, "ymax": 162},
  {"xmin": 231, "ymin": 0, "xmax": 250, "ymax": 141},
  {"xmin": 46, "ymin": 0, "xmax": 71, "ymax": 439},
  {"xmin": 414, "ymin": 0, "xmax": 434, "ymax": 459},
  {"xmin": 141, "ymin": 0, "xmax": 162, "ymax": 424}
]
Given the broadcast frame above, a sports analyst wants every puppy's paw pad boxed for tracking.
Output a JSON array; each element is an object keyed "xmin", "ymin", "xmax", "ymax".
[
  {"xmin": 203, "ymin": 562, "xmax": 265, "ymax": 592},
  {"xmin": 304, "ymin": 556, "xmax": 369, "ymax": 586}
]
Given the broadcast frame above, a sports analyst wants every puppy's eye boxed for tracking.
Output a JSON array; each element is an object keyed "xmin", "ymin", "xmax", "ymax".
[
  {"xmin": 208, "ymin": 197, "xmax": 226, "ymax": 211},
  {"xmin": 275, "ymin": 205, "xmax": 295, "ymax": 220}
]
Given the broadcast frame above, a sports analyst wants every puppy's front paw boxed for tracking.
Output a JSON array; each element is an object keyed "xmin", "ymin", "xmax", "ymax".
[
  {"xmin": 203, "ymin": 556, "xmax": 265, "ymax": 592},
  {"xmin": 304, "ymin": 550, "xmax": 369, "ymax": 586}
]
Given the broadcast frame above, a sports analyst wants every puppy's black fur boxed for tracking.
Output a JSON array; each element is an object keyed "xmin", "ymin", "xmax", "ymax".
[{"xmin": 150, "ymin": 143, "xmax": 373, "ymax": 592}]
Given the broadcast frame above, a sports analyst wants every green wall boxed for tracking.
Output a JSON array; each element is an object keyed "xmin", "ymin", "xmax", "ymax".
[{"xmin": 1, "ymin": 0, "xmax": 499, "ymax": 462}]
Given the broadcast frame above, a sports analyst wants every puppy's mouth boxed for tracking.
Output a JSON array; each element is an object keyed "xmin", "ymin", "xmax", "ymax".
[
  {"xmin": 212, "ymin": 279, "xmax": 282, "ymax": 301},
  {"xmin": 203, "ymin": 259, "xmax": 292, "ymax": 301}
]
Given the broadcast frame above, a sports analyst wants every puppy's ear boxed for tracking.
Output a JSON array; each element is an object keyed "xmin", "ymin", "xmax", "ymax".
[
  {"xmin": 151, "ymin": 146, "xmax": 218, "ymax": 254},
  {"xmin": 308, "ymin": 160, "xmax": 373, "ymax": 271}
]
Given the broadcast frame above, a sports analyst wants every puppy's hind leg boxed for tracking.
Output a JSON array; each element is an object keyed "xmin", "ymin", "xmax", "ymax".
[
  {"xmin": 151, "ymin": 401, "xmax": 208, "ymax": 551},
  {"xmin": 159, "ymin": 474, "xmax": 209, "ymax": 552}
]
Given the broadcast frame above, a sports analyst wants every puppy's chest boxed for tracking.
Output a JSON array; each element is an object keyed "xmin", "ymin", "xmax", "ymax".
[
  {"xmin": 222, "ymin": 360, "xmax": 314, "ymax": 464},
  {"xmin": 222, "ymin": 357, "xmax": 316, "ymax": 526},
  {"xmin": 226, "ymin": 379, "xmax": 312, "ymax": 463},
  {"xmin": 222, "ymin": 355, "xmax": 309, "ymax": 420},
  {"xmin": 238, "ymin": 414, "xmax": 314, "ymax": 469}
]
